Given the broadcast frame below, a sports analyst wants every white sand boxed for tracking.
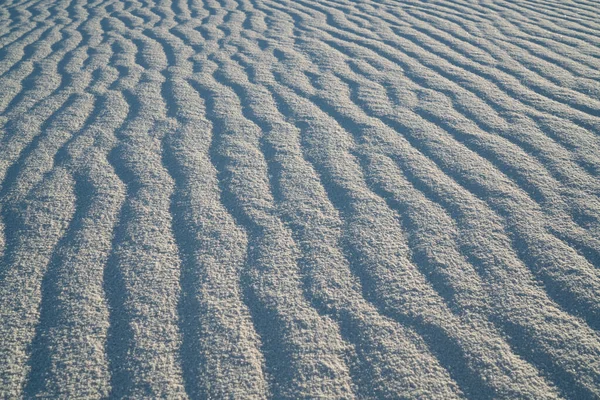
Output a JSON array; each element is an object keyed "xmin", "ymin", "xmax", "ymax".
[{"xmin": 1, "ymin": 0, "xmax": 600, "ymax": 398}]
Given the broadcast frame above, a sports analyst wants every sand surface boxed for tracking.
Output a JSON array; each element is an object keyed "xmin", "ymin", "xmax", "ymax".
[{"xmin": 1, "ymin": 0, "xmax": 600, "ymax": 398}]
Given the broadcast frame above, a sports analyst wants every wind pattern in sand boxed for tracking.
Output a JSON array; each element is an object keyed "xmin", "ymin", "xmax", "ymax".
[{"xmin": 1, "ymin": 0, "xmax": 600, "ymax": 398}]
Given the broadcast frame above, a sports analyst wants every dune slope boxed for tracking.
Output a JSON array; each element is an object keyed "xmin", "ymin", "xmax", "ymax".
[{"xmin": 1, "ymin": 0, "xmax": 600, "ymax": 398}]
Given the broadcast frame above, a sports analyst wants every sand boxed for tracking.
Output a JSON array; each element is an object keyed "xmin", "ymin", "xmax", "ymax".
[{"xmin": 1, "ymin": 0, "xmax": 600, "ymax": 398}]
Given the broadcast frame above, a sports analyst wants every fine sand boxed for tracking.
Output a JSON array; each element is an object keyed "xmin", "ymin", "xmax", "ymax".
[{"xmin": 1, "ymin": 0, "xmax": 600, "ymax": 398}]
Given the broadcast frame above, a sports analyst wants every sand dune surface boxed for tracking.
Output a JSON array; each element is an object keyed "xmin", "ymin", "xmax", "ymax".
[{"xmin": 1, "ymin": 0, "xmax": 600, "ymax": 398}]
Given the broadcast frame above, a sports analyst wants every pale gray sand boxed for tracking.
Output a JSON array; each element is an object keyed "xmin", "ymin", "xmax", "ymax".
[{"xmin": 1, "ymin": 0, "xmax": 600, "ymax": 398}]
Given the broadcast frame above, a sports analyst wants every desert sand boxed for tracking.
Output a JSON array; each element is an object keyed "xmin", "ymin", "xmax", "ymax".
[{"xmin": 1, "ymin": 0, "xmax": 600, "ymax": 398}]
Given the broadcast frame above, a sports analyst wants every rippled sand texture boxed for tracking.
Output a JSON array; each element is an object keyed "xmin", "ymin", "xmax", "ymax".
[{"xmin": 1, "ymin": 0, "xmax": 600, "ymax": 398}]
